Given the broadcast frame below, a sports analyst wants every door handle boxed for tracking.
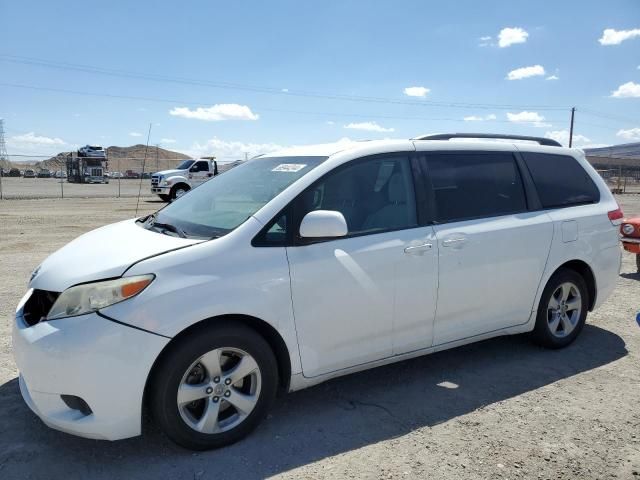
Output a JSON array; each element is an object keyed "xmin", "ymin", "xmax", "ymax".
[
  {"xmin": 442, "ymin": 237, "xmax": 467, "ymax": 247},
  {"xmin": 404, "ymin": 243, "xmax": 432, "ymax": 254}
]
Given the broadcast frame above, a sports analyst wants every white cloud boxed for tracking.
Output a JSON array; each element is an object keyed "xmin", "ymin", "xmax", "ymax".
[
  {"xmin": 464, "ymin": 113, "xmax": 497, "ymax": 121},
  {"xmin": 281, "ymin": 88, "xmax": 289, "ymax": 93},
  {"xmin": 611, "ymin": 81, "xmax": 640, "ymax": 98},
  {"xmin": 169, "ymin": 104, "xmax": 259, "ymax": 121},
  {"xmin": 598, "ymin": 28, "xmax": 640, "ymax": 45},
  {"xmin": 343, "ymin": 121, "xmax": 395, "ymax": 133},
  {"xmin": 546, "ymin": 75, "xmax": 559, "ymax": 80},
  {"xmin": 7, "ymin": 132, "xmax": 66, "ymax": 151},
  {"xmin": 616, "ymin": 128, "xmax": 640, "ymax": 140},
  {"xmin": 544, "ymin": 130, "xmax": 606, "ymax": 148},
  {"xmin": 507, "ymin": 65, "xmax": 546, "ymax": 80},
  {"xmin": 129, "ymin": 132, "xmax": 142, "ymax": 137},
  {"xmin": 506, "ymin": 111, "xmax": 550, "ymax": 128},
  {"xmin": 326, "ymin": 121, "xmax": 335, "ymax": 125},
  {"xmin": 479, "ymin": 36, "xmax": 492, "ymax": 41},
  {"xmin": 498, "ymin": 27, "xmax": 529, "ymax": 47},
  {"xmin": 160, "ymin": 138, "xmax": 177, "ymax": 144},
  {"xmin": 403, "ymin": 86, "xmax": 430, "ymax": 97}
]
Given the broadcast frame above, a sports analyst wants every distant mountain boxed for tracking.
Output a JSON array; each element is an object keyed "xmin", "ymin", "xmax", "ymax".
[
  {"xmin": 584, "ymin": 142, "xmax": 640, "ymax": 159},
  {"xmin": 38, "ymin": 145, "xmax": 191, "ymax": 173}
]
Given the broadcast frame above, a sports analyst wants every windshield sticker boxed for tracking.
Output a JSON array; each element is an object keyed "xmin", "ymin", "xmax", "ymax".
[{"xmin": 272, "ymin": 164, "xmax": 307, "ymax": 173}]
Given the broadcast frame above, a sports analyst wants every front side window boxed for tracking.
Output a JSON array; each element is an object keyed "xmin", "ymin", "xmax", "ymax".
[
  {"xmin": 176, "ymin": 159, "xmax": 196, "ymax": 170},
  {"xmin": 424, "ymin": 152, "xmax": 527, "ymax": 223},
  {"xmin": 148, "ymin": 156, "xmax": 327, "ymax": 238},
  {"xmin": 294, "ymin": 155, "xmax": 417, "ymax": 237},
  {"xmin": 521, "ymin": 153, "xmax": 600, "ymax": 208}
]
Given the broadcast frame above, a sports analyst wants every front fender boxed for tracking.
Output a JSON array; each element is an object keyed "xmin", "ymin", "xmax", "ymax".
[{"xmin": 98, "ymin": 218, "xmax": 303, "ymax": 376}]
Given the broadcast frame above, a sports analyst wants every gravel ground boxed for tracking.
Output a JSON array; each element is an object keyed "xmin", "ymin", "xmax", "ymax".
[{"xmin": 0, "ymin": 196, "xmax": 639, "ymax": 480}]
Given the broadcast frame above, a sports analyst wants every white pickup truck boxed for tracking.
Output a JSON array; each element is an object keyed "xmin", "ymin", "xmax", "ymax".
[{"xmin": 150, "ymin": 158, "xmax": 218, "ymax": 201}]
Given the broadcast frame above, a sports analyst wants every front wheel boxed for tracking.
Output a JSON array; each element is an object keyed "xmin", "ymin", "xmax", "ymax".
[
  {"xmin": 158, "ymin": 194, "xmax": 170, "ymax": 202},
  {"xmin": 150, "ymin": 323, "xmax": 278, "ymax": 450},
  {"xmin": 531, "ymin": 268, "xmax": 588, "ymax": 349},
  {"xmin": 170, "ymin": 184, "xmax": 189, "ymax": 201}
]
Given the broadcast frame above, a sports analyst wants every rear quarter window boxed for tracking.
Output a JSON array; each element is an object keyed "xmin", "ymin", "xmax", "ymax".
[{"xmin": 521, "ymin": 153, "xmax": 600, "ymax": 208}]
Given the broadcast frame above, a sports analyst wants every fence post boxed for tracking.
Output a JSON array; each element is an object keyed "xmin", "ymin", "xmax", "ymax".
[{"xmin": 117, "ymin": 157, "xmax": 121, "ymax": 198}]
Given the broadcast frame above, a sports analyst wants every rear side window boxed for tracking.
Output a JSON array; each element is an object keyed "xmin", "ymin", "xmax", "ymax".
[
  {"xmin": 521, "ymin": 153, "xmax": 600, "ymax": 208},
  {"xmin": 423, "ymin": 152, "xmax": 527, "ymax": 223}
]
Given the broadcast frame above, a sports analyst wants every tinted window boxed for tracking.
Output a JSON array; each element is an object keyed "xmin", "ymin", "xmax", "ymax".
[
  {"xmin": 296, "ymin": 156, "xmax": 417, "ymax": 236},
  {"xmin": 521, "ymin": 153, "xmax": 600, "ymax": 208},
  {"xmin": 424, "ymin": 152, "xmax": 527, "ymax": 223}
]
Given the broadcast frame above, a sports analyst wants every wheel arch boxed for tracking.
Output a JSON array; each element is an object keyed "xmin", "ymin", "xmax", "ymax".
[
  {"xmin": 170, "ymin": 182, "xmax": 191, "ymax": 193},
  {"xmin": 552, "ymin": 259, "xmax": 597, "ymax": 311},
  {"xmin": 143, "ymin": 314, "xmax": 292, "ymax": 412}
]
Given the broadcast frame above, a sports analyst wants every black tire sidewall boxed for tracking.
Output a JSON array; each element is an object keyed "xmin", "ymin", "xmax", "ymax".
[
  {"xmin": 532, "ymin": 268, "xmax": 588, "ymax": 349},
  {"xmin": 150, "ymin": 322, "xmax": 279, "ymax": 450},
  {"xmin": 170, "ymin": 185, "xmax": 189, "ymax": 201}
]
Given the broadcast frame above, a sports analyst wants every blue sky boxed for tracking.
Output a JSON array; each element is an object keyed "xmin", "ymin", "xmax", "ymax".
[{"xmin": 1, "ymin": 0, "xmax": 639, "ymax": 160}]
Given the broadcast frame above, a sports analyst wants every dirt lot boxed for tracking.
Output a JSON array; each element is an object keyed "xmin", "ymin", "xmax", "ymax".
[{"xmin": 0, "ymin": 196, "xmax": 639, "ymax": 480}]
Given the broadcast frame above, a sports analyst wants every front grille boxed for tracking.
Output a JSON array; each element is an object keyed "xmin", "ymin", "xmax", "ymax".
[
  {"xmin": 151, "ymin": 176, "xmax": 159, "ymax": 186},
  {"xmin": 22, "ymin": 289, "xmax": 59, "ymax": 326}
]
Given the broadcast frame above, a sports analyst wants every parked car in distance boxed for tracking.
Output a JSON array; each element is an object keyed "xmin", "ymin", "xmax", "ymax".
[
  {"xmin": 23, "ymin": 168, "xmax": 36, "ymax": 178},
  {"xmin": 13, "ymin": 134, "xmax": 622, "ymax": 450},
  {"xmin": 8, "ymin": 168, "xmax": 21, "ymax": 177},
  {"xmin": 54, "ymin": 170, "xmax": 67, "ymax": 179},
  {"xmin": 110, "ymin": 171, "xmax": 123, "ymax": 179},
  {"xmin": 151, "ymin": 158, "xmax": 218, "ymax": 202},
  {"xmin": 37, "ymin": 169, "xmax": 52, "ymax": 178},
  {"xmin": 78, "ymin": 145, "xmax": 106, "ymax": 158},
  {"xmin": 620, "ymin": 217, "xmax": 640, "ymax": 272}
]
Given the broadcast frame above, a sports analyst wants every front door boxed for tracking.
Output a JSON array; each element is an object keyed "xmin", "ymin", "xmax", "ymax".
[
  {"xmin": 189, "ymin": 160, "xmax": 212, "ymax": 187},
  {"xmin": 286, "ymin": 154, "xmax": 438, "ymax": 377}
]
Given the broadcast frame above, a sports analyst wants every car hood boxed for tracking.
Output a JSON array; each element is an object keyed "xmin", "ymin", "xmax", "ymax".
[
  {"xmin": 30, "ymin": 218, "xmax": 202, "ymax": 292},
  {"xmin": 155, "ymin": 169, "xmax": 185, "ymax": 177}
]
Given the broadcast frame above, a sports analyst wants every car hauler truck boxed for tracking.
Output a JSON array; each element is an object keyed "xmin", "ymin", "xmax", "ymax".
[
  {"xmin": 150, "ymin": 157, "xmax": 218, "ymax": 201},
  {"xmin": 66, "ymin": 145, "xmax": 108, "ymax": 184}
]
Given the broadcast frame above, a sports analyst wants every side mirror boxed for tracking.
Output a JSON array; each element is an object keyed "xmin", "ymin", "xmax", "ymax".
[{"xmin": 299, "ymin": 210, "xmax": 348, "ymax": 238}]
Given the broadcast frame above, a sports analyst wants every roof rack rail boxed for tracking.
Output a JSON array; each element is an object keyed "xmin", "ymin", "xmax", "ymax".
[{"xmin": 413, "ymin": 133, "xmax": 562, "ymax": 147}]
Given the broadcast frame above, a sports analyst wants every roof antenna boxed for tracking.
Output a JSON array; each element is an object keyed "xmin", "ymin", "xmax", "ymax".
[{"xmin": 135, "ymin": 123, "xmax": 152, "ymax": 217}]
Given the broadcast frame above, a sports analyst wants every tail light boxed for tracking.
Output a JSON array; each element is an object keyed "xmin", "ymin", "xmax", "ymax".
[{"xmin": 608, "ymin": 207, "xmax": 624, "ymax": 226}]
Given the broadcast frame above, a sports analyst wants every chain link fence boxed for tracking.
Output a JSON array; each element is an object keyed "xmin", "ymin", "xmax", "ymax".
[{"xmin": 0, "ymin": 156, "xmax": 234, "ymax": 200}]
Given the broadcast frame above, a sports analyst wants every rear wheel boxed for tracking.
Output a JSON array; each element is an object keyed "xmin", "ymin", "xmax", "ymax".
[
  {"xmin": 532, "ymin": 268, "xmax": 588, "ymax": 348},
  {"xmin": 150, "ymin": 323, "xmax": 278, "ymax": 450}
]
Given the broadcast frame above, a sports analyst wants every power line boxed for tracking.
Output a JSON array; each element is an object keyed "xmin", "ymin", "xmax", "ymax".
[
  {"xmin": 0, "ymin": 82, "xmax": 570, "ymax": 125},
  {"xmin": 0, "ymin": 54, "xmax": 571, "ymax": 111}
]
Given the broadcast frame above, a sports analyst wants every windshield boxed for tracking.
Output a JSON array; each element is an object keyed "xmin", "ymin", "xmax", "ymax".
[
  {"xmin": 176, "ymin": 159, "xmax": 196, "ymax": 170},
  {"xmin": 151, "ymin": 156, "xmax": 327, "ymax": 238}
]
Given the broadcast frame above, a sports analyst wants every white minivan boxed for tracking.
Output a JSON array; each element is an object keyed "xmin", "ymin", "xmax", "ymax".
[{"xmin": 13, "ymin": 134, "xmax": 622, "ymax": 450}]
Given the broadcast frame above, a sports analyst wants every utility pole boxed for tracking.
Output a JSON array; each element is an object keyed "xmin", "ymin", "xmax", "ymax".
[
  {"xmin": 155, "ymin": 144, "xmax": 159, "ymax": 172},
  {"xmin": 569, "ymin": 107, "xmax": 576, "ymax": 148},
  {"xmin": 0, "ymin": 119, "xmax": 9, "ymax": 200}
]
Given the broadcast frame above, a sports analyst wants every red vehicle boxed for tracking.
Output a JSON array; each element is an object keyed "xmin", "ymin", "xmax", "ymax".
[{"xmin": 620, "ymin": 217, "xmax": 640, "ymax": 272}]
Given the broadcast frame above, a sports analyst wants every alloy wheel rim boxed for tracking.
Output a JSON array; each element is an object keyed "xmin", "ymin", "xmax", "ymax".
[
  {"xmin": 547, "ymin": 282, "xmax": 581, "ymax": 338},
  {"xmin": 177, "ymin": 347, "xmax": 261, "ymax": 434},
  {"xmin": 175, "ymin": 188, "xmax": 186, "ymax": 198}
]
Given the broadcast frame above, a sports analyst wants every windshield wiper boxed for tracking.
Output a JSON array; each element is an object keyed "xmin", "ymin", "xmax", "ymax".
[{"xmin": 151, "ymin": 221, "xmax": 187, "ymax": 238}]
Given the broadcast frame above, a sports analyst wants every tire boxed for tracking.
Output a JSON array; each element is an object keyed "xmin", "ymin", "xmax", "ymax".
[
  {"xmin": 170, "ymin": 184, "xmax": 190, "ymax": 201},
  {"xmin": 531, "ymin": 268, "xmax": 589, "ymax": 349},
  {"xmin": 158, "ymin": 194, "xmax": 171, "ymax": 202},
  {"xmin": 636, "ymin": 254, "xmax": 640, "ymax": 273},
  {"xmin": 150, "ymin": 322, "xmax": 278, "ymax": 450}
]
